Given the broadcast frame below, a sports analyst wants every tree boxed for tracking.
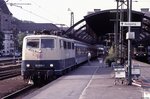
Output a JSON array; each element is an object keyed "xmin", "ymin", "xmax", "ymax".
[
  {"xmin": 105, "ymin": 44, "xmax": 116, "ymax": 66},
  {"xmin": 0, "ymin": 31, "xmax": 4, "ymax": 51}
]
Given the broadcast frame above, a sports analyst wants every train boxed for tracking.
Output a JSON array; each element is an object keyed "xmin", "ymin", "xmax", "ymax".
[
  {"xmin": 21, "ymin": 34, "xmax": 97, "ymax": 84},
  {"xmin": 133, "ymin": 44, "xmax": 148, "ymax": 62}
]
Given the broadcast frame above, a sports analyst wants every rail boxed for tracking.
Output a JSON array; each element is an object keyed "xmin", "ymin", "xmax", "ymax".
[
  {"xmin": 0, "ymin": 58, "xmax": 21, "ymax": 80},
  {"xmin": 0, "ymin": 66, "xmax": 21, "ymax": 80},
  {"xmin": 1, "ymin": 85, "xmax": 34, "ymax": 99},
  {"xmin": 0, "ymin": 57, "xmax": 22, "ymax": 66}
]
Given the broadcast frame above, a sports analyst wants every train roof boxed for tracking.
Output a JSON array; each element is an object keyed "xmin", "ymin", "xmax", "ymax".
[
  {"xmin": 24, "ymin": 34, "xmax": 94, "ymax": 46},
  {"xmin": 24, "ymin": 34, "xmax": 96, "ymax": 48},
  {"xmin": 24, "ymin": 34, "xmax": 74, "ymax": 41}
]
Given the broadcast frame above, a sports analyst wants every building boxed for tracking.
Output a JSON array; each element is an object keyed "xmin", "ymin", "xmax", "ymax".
[
  {"xmin": 17, "ymin": 21, "xmax": 60, "ymax": 34},
  {"xmin": 0, "ymin": 0, "xmax": 62, "ymax": 56},
  {"xmin": 0, "ymin": 0, "xmax": 16, "ymax": 56}
]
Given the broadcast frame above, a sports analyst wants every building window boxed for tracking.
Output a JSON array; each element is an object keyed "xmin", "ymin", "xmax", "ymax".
[
  {"xmin": 10, "ymin": 43, "xmax": 14, "ymax": 48},
  {"xmin": 10, "ymin": 35, "xmax": 13, "ymax": 40}
]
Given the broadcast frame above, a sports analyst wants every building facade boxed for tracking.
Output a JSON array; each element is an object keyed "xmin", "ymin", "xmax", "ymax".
[
  {"xmin": 0, "ymin": 0, "xmax": 16, "ymax": 56},
  {"xmin": 0, "ymin": 0, "xmax": 61, "ymax": 56}
]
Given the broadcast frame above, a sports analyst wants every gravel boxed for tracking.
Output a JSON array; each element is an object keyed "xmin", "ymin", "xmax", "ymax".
[{"xmin": 0, "ymin": 76, "xmax": 28, "ymax": 98}]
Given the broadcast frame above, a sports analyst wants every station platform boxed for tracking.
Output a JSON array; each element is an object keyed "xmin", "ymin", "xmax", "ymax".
[{"xmin": 23, "ymin": 59, "xmax": 150, "ymax": 99}]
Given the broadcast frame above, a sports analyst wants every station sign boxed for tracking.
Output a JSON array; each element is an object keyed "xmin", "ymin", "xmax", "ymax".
[{"xmin": 120, "ymin": 22, "xmax": 141, "ymax": 27}]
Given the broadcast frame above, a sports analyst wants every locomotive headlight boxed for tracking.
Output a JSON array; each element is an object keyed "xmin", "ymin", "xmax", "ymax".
[
  {"xmin": 144, "ymin": 54, "xmax": 146, "ymax": 56},
  {"xmin": 50, "ymin": 64, "xmax": 54, "ymax": 67},
  {"xmin": 26, "ymin": 64, "xmax": 30, "ymax": 67}
]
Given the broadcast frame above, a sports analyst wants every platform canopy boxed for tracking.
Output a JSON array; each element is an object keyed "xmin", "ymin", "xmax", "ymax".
[{"xmin": 65, "ymin": 9, "xmax": 150, "ymax": 46}]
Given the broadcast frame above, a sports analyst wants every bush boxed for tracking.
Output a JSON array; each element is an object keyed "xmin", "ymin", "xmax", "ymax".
[{"xmin": 104, "ymin": 45, "xmax": 116, "ymax": 66}]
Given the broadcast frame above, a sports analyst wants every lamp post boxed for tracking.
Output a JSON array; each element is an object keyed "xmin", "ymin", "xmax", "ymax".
[
  {"xmin": 127, "ymin": 0, "xmax": 132, "ymax": 85},
  {"xmin": 115, "ymin": 0, "xmax": 119, "ymax": 63}
]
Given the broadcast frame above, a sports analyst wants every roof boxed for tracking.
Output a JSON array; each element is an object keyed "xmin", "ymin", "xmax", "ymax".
[
  {"xmin": 17, "ymin": 22, "xmax": 60, "ymax": 32},
  {"xmin": 85, "ymin": 9, "xmax": 143, "ymax": 36},
  {"xmin": 65, "ymin": 9, "xmax": 150, "ymax": 45}
]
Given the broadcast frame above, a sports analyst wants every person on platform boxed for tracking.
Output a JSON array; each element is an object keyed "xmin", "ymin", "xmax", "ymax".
[{"xmin": 88, "ymin": 51, "xmax": 91, "ymax": 65}]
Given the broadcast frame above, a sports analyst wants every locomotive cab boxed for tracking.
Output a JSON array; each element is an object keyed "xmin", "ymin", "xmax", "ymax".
[{"xmin": 22, "ymin": 35, "xmax": 55, "ymax": 84}]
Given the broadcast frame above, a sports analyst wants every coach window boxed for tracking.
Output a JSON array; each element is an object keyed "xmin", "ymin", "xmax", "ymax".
[
  {"xmin": 72, "ymin": 43, "xmax": 74, "ymax": 49},
  {"xmin": 68, "ymin": 42, "xmax": 71, "ymax": 49},
  {"xmin": 27, "ymin": 39, "xmax": 39, "ymax": 48},
  {"xmin": 63, "ymin": 41, "xmax": 67, "ymax": 49},
  {"xmin": 60, "ymin": 40, "xmax": 63, "ymax": 48},
  {"xmin": 41, "ymin": 39, "xmax": 54, "ymax": 48}
]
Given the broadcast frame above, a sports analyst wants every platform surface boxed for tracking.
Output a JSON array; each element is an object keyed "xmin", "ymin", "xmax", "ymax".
[{"xmin": 23, "ymin": 59, "xmax": 150, "ymax": 99}]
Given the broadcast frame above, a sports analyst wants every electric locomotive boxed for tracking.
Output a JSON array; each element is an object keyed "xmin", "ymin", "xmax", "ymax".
[
  {"xmin": 134, "ymin": 44, "xmax": 147, "ymax": 61},
  {"xmin": 21, "ymin": 34, "xmax": 97, "ymax": 84}
]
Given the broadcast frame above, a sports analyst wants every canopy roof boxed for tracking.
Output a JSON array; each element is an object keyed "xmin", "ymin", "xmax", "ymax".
[{"xmin": 65, "ymin": 9, "xmax": 150, "ymax": 46}]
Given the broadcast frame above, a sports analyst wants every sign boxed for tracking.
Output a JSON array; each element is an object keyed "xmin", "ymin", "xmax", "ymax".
[
  {"xmin": 120, "ymin": 22, "xmax": 141, "ymax": 27},
  {"xmin": 114, "ymin": 68, "xmax": 126, "ymax": 78},
  {"xmin": 143, "ymin": 88, "xmax": 150, "ymax": 99},
  {"xmin": 132, "ymin": 64, "xmax": 140, "ymax": 75},
  {"xmin": 126, "ymin": 32, "xmax": 135, "ymax": 39}
]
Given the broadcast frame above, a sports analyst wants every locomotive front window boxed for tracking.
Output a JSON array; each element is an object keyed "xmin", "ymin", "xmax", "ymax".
[
  {"xmin": 41, "ymin": 39, "xmax": 54, "ymax": 48},
  {"xmin": 27, "ymin": 39, "xmax": 39, "ymax": 48}
]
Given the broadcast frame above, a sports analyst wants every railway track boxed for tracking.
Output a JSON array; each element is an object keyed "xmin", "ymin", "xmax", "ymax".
[
  {"xmin": 1, "ymin": 85, "xmax": 35, "ymax": 99},
  {"xmin": 0, "ymin": 68, "xmax": 21, "ymax": 80},
  {"xmin": 0, "ymin": 58, "xmax": 21, "ymax": 80},
  {"xmin": 0, "ymin": 57, "xmax": 21, "ymax": 66}
]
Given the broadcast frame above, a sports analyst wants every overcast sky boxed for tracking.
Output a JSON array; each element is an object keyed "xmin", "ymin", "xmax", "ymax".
[{"xmin": 7, "ymin": 0, "xmax": 150, "ymax": 26}]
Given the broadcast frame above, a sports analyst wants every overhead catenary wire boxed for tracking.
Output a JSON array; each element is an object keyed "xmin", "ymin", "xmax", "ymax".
[
  {"xmin": 30, "ymin": 0, "xmax": 41, "ymax": 8},
  {"xmin": 7, "ymin": 1, "xmax": 54, "ymax": 23},
  {"xmin": 19, "ymin": 7, "xmax": 54, "ymax": 23},
  {"xmin": 29, "ymin": 0, "xmax": 66, "ymax": 25}
]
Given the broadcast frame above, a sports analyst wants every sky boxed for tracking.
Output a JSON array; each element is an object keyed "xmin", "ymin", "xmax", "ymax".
[{"xmin": 6, "ymin": 0, "xmax": 150, "ymax": 27}]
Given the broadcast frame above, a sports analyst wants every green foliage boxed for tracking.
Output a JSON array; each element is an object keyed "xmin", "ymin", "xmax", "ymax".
[
  {"xmin": 105, "ymin": 45, "xmax": 116, "ymax": 63},
  {"xmin": 0, "ymin": 31, "xmax": 4, "ymax": 51}
]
